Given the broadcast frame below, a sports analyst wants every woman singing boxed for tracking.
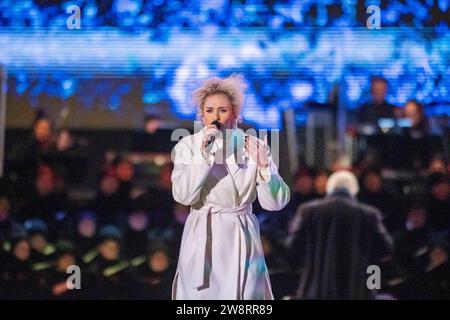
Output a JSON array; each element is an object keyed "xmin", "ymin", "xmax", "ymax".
[{"xmin": 171, "ymin": 74, "xmax": 290, "ymax": 299}]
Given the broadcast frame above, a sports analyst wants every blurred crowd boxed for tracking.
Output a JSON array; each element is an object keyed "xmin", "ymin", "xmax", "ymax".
[
  {"xmin": 4, "ymin": 1, "xmax": 449, "ymax": 132},
  {"xmin": 1, "ymin": 90, "xmax": 449, "ymax": 299},
  {"xmin": 0, "ymin": 0, "xmax": 448, "ymax": 301},
  {"xmin": 1, "ymin": 0, "xmax": 448, "ymax": 29},
  {"xmin": 1, "ymin": 112, "xmax": 188, "ymax": 299}
]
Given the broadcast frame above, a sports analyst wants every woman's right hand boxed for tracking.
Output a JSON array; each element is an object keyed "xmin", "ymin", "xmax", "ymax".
[{"xmin": 201, "ymin": 124, "xmax": 220, "ymax": 153}]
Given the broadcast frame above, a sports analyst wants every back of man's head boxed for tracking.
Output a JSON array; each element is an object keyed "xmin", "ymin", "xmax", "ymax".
[{"xmin": 326, "ymin": 170, "xmax": 360, "ymax": 197}]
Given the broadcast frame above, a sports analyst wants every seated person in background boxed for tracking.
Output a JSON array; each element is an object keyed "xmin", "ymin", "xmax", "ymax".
[
  {"xmin": 394, "ymin": 204, "xmax": 431, "ymax": 275},
  {"xmin": 357, "ymin": 168, "xmax": 399, "ymax": 232},
  {"xmin": 123, "ymin": 208, "xmax": 150, "ymax": 260},
  {"xmin": 13, "ymin": 113, "xmax": 55, "ymax": 196},
  {"xmin": 129, "ymin": 114, "xmax": 175, "ymax": 153},
  {"xmin": 427, "ymin": 174, "xmax": 450, "ymax": 235},
  {"xmin": 94, "ymin": 168, "xmax": 129, "ymax": 226},
  {"xmin": 0, "ymin": 196, "xmax": 25, "ymax": 246},
  {"xmin": 130, "ymin": 243, "xmax": 175, "ymax": 300},
  {"xmin": 403, "ymin": 99, "xmax": 441, "ymax": 138},
  {"xmin": 128, "ymin": 163, "xmax": 175, "ymax": 231},
  {"xmin": 357, "ymin": 77, "xmax": 399, "ymax": 131},
  {"xmin": 41, "ymin": 240, "xmax": 83, "ymax": 299},
  {"xmin": 313, "ymin": 169, "xmax": 329, "ymax": 198},
  {"xmin": 281, "ymin": 168, "xmax": 317, "ymax": 232},
  {"xmin": 74, "ymin": 211, "xmax": 98, "ymax": 264},
  {"xmin": 286, "ymin": 168, "xmax": 317, "ymax": 212},
  {"xmin": 0, "ymin": 236, "xmax": 35, "ymax": 299},
  {"xmin": 25, "ymin": 218, "xmax": 56, "ymax": 265},
  {"xmin": 87, "ymin": 226, "xmax": 132, "ymax": 299},
  {"xmin": 388, "ymin": 240, "xmax": 450, "ymax": 299},
  {"xmin": 144, "ymin": 114, "xmax": 162, "ymax": 134},
  {"xmin": 427, "ymin": 155, "xmax": 448, "ymax": 175},
  {"xmin": 53, "ymin": 128, "xmax": 89, "ymax": 185},
  {"xmin": 20, "ymin": 164, "xmax": 70, "ymax": 232},
  {"xmin": 416, "ymin": 241, "xmax": 450, "ymax": 299}
]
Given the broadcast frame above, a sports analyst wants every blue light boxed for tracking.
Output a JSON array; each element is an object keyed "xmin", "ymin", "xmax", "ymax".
[
  {"xmin": 55, "ymin": 211, "xmax": 66, "ymax": 221},
  {"xmin": 62, "ymin": 79, "xmax": 73, "ymax": 90},
  {"xmin": 385, "ymin": 8, "xmax": 399, "ymax": 24},
  {"xmin": 269, "ymin": 16, "xmax": 283, "ymax": 29},
  {"xmin": 115, "ymin": 0, "xmax": 142, "ymax": 15},
  {"xmin": 366, "ymin": 0, "xmax": 381, "ymax": 7},
  {"xmin": 290, "ymin": 82, "xmax": 313, "ymax": 102},
  {"xmin": 295, "ymin": 112, "xmax": 308, "ymax": 125},
  {"xmin": 85, "ymin": 5, "xmax": 98, "ymax": 18},
  {"xmin": 346, "ymin": 77, "xmax": 364, "ymax": 103},
  {"xmin": 108, "ymin": 96, "xmax": 121, "ymax": 111},
  {"xmin": 438, "ymin": 0, "xmax": 449, "ymax": 12},
  {"xmin": 143, "ymin": 92, "xmax": 160, "ymax": 104},
  {"xmin": 16, "ymin": 82, "xmax": 28, "ymax": 94},
  {"xmin": 0, "ymin": 0, "xmax": 448, "ymax": 130}
]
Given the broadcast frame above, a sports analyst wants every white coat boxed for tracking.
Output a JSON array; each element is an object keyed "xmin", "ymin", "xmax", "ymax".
[{"xmin": 171, "ymin": 127, "xmax": 290, "ymax": 300}]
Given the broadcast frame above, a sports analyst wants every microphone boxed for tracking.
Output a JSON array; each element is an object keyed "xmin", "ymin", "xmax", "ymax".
[
  {"xmin": 211, "ymin": 120, "xmax": 222, "ymax": 130},
  {"xmin": 205, "ymin": 120, "xmax": 222, "ymax": 149}
]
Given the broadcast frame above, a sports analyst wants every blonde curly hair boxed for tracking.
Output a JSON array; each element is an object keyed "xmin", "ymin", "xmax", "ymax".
[{"xmin": 193, "ymin": 73, "xmax": 248, "ymax": 119}]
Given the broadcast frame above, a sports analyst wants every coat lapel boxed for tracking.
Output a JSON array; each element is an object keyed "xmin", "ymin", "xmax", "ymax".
[
  {"xmin": 194, "ymin": 127, "xmax": 246, "ymax": 178},
  {"xmin": 225, "ymin": 129, "xmax": 246, "ymax": 178},
  {"xmin": 194, "ymin": 127, "xmax": 247, "ymax": 206}
]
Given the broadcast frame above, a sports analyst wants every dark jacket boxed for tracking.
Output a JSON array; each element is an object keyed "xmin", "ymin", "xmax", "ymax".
[
  {"xmin": 358, "ymin": 101, "xmax": 396, "ymax": 127},
  {"xmin": 288, "ymin": 193, "xmax": 393, "ymax": 299}
]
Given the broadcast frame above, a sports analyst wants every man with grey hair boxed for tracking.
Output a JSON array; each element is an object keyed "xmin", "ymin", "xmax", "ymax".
[{"xmin": 287, "ymin": 170, "xmax": 393, "ymax": 299}]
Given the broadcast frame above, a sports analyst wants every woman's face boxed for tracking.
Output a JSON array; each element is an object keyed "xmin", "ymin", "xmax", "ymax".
[{"xmin": 202, "ymin": 93, "xmax": 237, "ymax": 129}]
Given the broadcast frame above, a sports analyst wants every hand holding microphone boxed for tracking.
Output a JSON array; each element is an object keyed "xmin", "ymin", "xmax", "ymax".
[{"xmin": 201, "ymin": 120, "xmax": 222, "ymax": 153}]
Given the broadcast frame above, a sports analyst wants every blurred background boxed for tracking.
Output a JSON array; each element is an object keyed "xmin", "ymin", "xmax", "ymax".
[{"xmin": 0, "ymin": 0, "xmax": 449, "ymax": 300}]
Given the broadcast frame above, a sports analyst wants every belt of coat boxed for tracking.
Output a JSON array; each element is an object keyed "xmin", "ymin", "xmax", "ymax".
[{"xmin": 190, "ymin": 204, "xmax": 253, "ymax": 297}]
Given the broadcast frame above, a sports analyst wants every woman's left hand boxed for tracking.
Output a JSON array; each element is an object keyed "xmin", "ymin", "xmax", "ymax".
[{"xmin": 245, "ymin": 135, "xmax": 269, "ymax": 168}]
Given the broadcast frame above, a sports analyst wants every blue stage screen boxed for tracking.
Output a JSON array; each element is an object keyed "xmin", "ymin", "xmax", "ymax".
[{"xmin": 1, "ymin": 1, "xmax": 449, "ymax": 129}]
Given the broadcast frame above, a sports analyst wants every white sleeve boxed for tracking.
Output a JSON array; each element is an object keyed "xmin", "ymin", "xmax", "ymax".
[
  {"xmin": 171, "ymin": 139, "xmax": 213, "ymax": 206},
  {"xmin": 256, "ymin": 155, "xmax": 290, "ymax": 211}
]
